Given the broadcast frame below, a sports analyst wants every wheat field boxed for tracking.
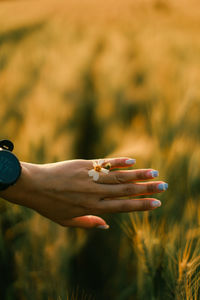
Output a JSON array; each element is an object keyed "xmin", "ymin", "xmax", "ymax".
[{"xmin": 0, "ymin": 0, "xmax": 200, "ymax": 299}]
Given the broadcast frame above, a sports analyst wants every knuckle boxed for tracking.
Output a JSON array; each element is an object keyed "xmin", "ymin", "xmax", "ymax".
[
  {"xmin": 91, "ymin": 185, "xmax": 104, "ymax": 195},
  {"xmin": 119, "ymin": 158, "xmax": 125, "ymax": 165},
  {"xmin": 114, "ymin": 173, "xmax": 125, "ymax": 183},
  {"xmin": 84, "ymin": 201, "xmax": 96, "ymax": 211},
  {"xmin": 123, "ymin": 184, "xmax": 134, "ymax": 195},
  {"xmin": 79, "ymin": 198, "xmax": 97, "ymax": 212},
  {"xmin": 147, "ymin": 183, "xmax": 156, "ymax": 193},
  {"xmin": 136, "ymin": 171, "xmax": 146, "ymax": 180},
  {"xmin": 143, "ymin": 200, "xmax": 151, "ymax": 210}
]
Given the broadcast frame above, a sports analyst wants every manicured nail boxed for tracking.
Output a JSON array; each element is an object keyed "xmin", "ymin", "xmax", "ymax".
[
  {"xmin": 125, "ymin": 159, "xmax": 136, "ymax": 165},
  {"xmin": 148, "ymin": 170, "xmax": 159, "ymax": 177},
  {"xmin": 96, "ymin": 224, "xmax": 110, "ymax": 230},
  {"xmin": 158, "ymin": 183, "xmax": 168, "ymax": 191},
  {"xmin": 151, "ymin": 200, "xmax": 161, "ymax": 208}
]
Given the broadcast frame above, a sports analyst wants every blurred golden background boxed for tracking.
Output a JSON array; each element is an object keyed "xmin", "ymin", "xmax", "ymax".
[{"xmin": 0, "ymin": 0, "xmax": 200, "ymax": 299}]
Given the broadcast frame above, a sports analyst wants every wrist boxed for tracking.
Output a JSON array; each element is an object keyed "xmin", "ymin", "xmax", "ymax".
[{"xmin": 0, "ymin": 162, "xmax": 42, "ymax": 207}]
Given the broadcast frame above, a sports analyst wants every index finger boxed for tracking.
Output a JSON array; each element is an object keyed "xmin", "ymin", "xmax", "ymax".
[{"xmin": 102, "ymin": 157, "xmax": 136, "ymax": 169}]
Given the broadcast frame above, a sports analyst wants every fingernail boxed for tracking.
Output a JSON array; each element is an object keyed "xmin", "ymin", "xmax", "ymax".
[
  {"xmin": 96, "ymin": 224, "xmax": 110, "ymax": 230},
  {"xmin": 158, "ymin": 183, "xmax": 168, "ymax": 191},
  {"xmin": 151, "ymin": 200, "xmax": 161, "ymax": 208},
  {"xmin": 125, "ymin": 159, "xmax": 136, "ymax": 165},
  {"xmin": 148, "ymin": 170, "xmax": 159, "ymax": 177}
]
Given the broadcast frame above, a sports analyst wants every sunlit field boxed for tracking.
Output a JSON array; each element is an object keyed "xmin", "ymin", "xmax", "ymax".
[{"xmin": 1, "ymin": 0, "xmax": 200, "ymax": 299}]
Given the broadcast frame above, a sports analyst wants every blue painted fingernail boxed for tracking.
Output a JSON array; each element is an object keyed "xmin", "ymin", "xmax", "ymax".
[
  {"xmin": 151, "ymin": 200, "xmax": 161, "ymax": 208},
  {"xmin": 96, "ymin": 224, "xmax": 110, "ymax": 230},
  {"xmin": 149, "ymin": 170, "xmax": 159, "ymax": 177},
  {"xmin": 125, "ymin": 159, "xmax": 136, "ymax": 165},
  {"xmin": 158, "ymin": 183, "xmax": 168, "ymax": 191}
]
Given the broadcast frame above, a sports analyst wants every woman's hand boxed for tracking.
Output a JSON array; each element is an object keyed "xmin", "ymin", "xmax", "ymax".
[{"xmin": 0, "ymin": 157, "xmax": 168, "ymax": 229}]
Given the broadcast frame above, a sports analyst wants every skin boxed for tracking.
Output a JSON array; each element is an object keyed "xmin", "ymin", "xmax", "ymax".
[{"xmin": 0, "ymin": 157, "xmax": 167, "ymax": 229}]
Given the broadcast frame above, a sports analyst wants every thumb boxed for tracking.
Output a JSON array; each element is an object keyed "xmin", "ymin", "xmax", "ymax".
[{"xmin": 60, "ymin": 215, "xmax": 109, "ymax": 229}]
